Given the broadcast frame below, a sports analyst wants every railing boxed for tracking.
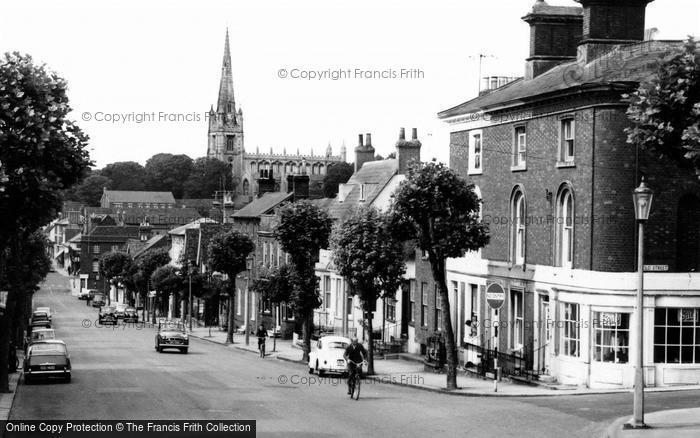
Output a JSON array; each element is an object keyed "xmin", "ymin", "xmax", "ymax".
[{"xmin": 463, "ymin": 340, "xmax": 536, "ymax": 381}]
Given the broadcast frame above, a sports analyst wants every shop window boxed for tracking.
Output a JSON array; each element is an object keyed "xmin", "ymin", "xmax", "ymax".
[
  {"xmin": 654, "ymin": 308, "xmax": 700, "ymax": 364},
  {"xmin": 593, "ymin": 312, "xmax": 630, "ymax": 363}
]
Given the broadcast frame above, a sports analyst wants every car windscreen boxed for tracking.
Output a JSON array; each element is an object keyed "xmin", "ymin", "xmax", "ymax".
[
  {"xmin": 31, "ymin": 331, "xmax": 55, "ymax": 341},
  {"xmin": 93, "ymin": 294, "xmax": 104, "ymax": 300},
  {"xmin": 28, "ymin": 355, "xmax": 67, "ymax": 366},
  {"xmin": 328, "ymin": 342, "xmax": 349, "ymax": 349},
  {"xmin": 30, "ymin": 344, "xmax": 67, "ymax": 355}
]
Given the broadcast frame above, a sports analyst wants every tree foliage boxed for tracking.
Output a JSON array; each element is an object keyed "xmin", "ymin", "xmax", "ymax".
[
  {"xmin": 73, "ymin": 174, "xmax": 112, "ymax": 206},
  {"xmin": 183, "ymin": 157, "xmax": 233, "ymax": 199},
  {"xmin": 322, "ymin": 162, "xmax": 353, "ymax": 198},
  {"xmin": 144, "ymin": 153, "xmax": 194, "ymax": 198},
  {"xmin": 276, "ymin": 201, "xmax": 332, "ymax": 360},
  {"xmin": 207, "ymin": 229, "xmax": 255, "ymax": 343},
  {"xmin": 331, "ymin": 207, "xmax": 405, "ymax": 374},
  {"xmin": 625, "ymin": 38, "xmax": 700, "ymax": 171},
  {"xmin": 252, "ymin": 264, "xmax": 294, "ymax": 304},
  {"xmin": 391, "ymin": 160, "xmax": 489, "ymax": 390},
  {"xmin": 99, "ymin": 251, "xmax": 134, "ymax": 288},
  {"xmin": 150, "ymin": 265, "xmax": 182, "ymax": 298},
  {"xmin": 101, "ymin": 161, "xmax": 147, "ymax": 191}
]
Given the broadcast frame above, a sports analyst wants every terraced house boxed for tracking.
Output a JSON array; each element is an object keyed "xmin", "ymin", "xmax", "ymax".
[{"xmin": 439, "ymin": 0, "xmax": 700, "ymax": 388}]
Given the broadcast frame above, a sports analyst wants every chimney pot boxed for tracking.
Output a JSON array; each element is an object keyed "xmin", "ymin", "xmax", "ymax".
[
  {"xmin": 412, "ymin": 128, "xmax": 418, "ymax": 140},
  {"xmin": 366, "ymin": 133, "xmax": 372, "ymax": 147},
  {"xmin": 399, "ymin": 128, "xmax": 405, "ymax": 140},
  {"xmin": 358, "ymin": 134, "xmax": 364, "ymax": 147}
]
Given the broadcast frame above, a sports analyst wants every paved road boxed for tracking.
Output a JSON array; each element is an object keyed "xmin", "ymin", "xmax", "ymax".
[{"xmin": 10, "ymin": 274, "xmax": 700, "ymax": 437}]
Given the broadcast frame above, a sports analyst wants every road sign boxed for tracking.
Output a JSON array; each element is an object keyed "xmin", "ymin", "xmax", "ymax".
[{"xmin": 486, "ymin": 283, "xmax": 505, "ymax": 309}]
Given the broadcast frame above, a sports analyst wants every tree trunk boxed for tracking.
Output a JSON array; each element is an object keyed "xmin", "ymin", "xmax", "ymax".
[
  {"xmin": 429, "ymin": 256, "xmax": 458, "ymax": 390},
  {"xmin": 301, "ymin": 313, "xmax": 312, "ymax": 363},
  {"xmin": 0, "ymin": 288, "xmax": 17, "ymax": 393},
  {"xmin": 366, "ymin": 309, "xmax": 375, "ymax": 375},
  {"xmin": 226, "ymin": 292, "xmax": 235, "ymax": 344}
]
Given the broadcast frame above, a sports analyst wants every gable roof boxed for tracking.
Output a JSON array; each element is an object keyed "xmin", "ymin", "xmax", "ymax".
[
  {"xmin": 232, "ymin": 192, "xmax": 293, "ymax": 219},
  {"xmin": 326, "ymin": 159, "xmax": 398, "ymax": 221},
  {"xmin": 87, "ymin": 225, "xmax": 140, "ymax": 238},
  {"xmin": 103, "ymin": 190, "xmax": 175, "ymax": 204},
  {"xmin": 127, "ymin": 234, "xmax": 168, "ymax": 258},
  {"xmin": 168, "ymin": 218, "xmax": 219, "ymax": 236},
  {"xmin": 438, "ymin": 40, "xmax": 685, "ymax": 118}
]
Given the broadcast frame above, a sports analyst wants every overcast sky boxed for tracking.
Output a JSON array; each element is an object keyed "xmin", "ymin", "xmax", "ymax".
[{"xmin": 2, "ymin": 0, "xmax": 698, "ymax": 168}]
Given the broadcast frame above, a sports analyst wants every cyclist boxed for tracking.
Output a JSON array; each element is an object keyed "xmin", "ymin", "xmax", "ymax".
[
  {"xmin": 343, "ymin": 337, "xmax": 367, "ymax": 394},
  {"xmin": 256, "ymin": 323, "xmax": 267, "ymax": 358}
]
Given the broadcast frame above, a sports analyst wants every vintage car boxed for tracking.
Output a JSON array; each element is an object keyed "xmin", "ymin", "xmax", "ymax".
[
  {"xmin": 308, "ymin": 335, "xmax": 351, "ymax": 375},
  {"xmin": 91, "ymin": 293, "xmax": 106, "ymax": 308},
  {"xmin": 78, "ymin": 288, "xmax": 94, "ymax": 300},
  {"xmin": 30, "ymin": 311, "xmax": 51, "ymax": 329},
  {"xmin": 25, "ymin": 328, "xmax": 56, "ymax": 353},
  {"xmin": 114, "ymin": 303, "xmax": 128, "ymax": 319},
  {"xmin": 24, "ymin": 340, "xmax": 71, "ymax": 383},
  {"xmin": 123, "ymin": 306, "xmax": 138, "ymax": 323},
  {"xmin": 155, "ymin": 321, "xmax": 189, "ymax": 353},
  {"xmin": 98, "ymin": 306, "xmax": 117, "ymax": 325},
  {"xmin": 35, "ymin": 307, "xmax": 52, "ymax": 322}
]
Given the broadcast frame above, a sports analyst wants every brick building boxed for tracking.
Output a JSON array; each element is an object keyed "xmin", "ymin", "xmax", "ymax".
[{"xmin": 438, "ymin": 0, "xmax": 700, "ymax": 388}]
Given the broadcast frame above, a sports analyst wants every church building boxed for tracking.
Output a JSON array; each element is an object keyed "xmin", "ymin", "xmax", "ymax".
[{"xmin": 206, "ymin": 30, "xmax": 346, "ymax": 202}]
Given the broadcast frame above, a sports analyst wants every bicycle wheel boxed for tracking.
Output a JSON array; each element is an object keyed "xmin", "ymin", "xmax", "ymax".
[
  {"xmin": 352, "ymin": 375, "xmax": 361, "ymax": 400},
  {"xmin": 348, "ymin": 375, "xmax": 355, "ymax": 398}
]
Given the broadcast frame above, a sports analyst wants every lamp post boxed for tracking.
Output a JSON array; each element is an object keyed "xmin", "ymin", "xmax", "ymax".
[
  {"xmin": 188, "ymin": 260, "xmax": 193, "ymax": 332},
  {"xmin": 629, "ymin": 177, "xmax": 653, "ymax": 429},
  {"xmin": 244, "ymin": 255, "xmax": 253, "ymax": 346}
]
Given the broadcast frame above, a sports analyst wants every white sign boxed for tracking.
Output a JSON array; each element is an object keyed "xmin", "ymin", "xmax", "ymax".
[
  {"xmin": 643, "ymin": 265, "xmax": 668, "ymax": 272},
  {"xmin": 0, "ymin": 291, "xmax": 7, "ymax": 306}
]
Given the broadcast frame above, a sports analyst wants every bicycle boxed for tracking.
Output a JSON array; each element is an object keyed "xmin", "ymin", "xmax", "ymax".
[
  {"xmin": 258, "ymin": 339, "xmax": 266, "ymax": 358},
  {"xmin": 347, "ymin": 360, "xmax": 364, "ymax": 400}
]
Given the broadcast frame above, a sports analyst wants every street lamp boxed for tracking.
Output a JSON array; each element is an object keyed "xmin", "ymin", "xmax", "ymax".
[
  {"xmin": 244, "ymin": 255, "xmax": 254, "ymax": 346},
  {"xmin": 628, "ymin": 177, "xmax": 653, "ymax": 429}
]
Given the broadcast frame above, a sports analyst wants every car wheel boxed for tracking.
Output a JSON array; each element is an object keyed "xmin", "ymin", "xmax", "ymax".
[
  {"xmin": 24, "ymin": 375, "xmax": 31, "ymax": 385},
  {"xmin": 65, "ymin": 374, "xmax": 71, "ymax": 383},
  {"xmin": 157, "ymin": 346, "xmax": 162, "ymax": 353},
  {"xmin": 181, "ymin": 348, "xmax": 188, "ymax": 354}
]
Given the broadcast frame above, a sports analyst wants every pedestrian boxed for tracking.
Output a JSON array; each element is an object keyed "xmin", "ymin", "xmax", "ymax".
[{"xmin": 256, "ymin": 323, "xmax": 267, "ymax": 358}]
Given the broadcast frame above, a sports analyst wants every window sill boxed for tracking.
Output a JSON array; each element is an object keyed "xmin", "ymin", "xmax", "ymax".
[
  {"xmin": 467, "ymin": 169, "xmax": 483, "ymax": 176},
  {"xmin": 556, "ymin": 161, "xmax": 576, "ymax": 168},
  {"xmin": 510, "ymin": 165, "xmax": 527, "ymax": 172}
]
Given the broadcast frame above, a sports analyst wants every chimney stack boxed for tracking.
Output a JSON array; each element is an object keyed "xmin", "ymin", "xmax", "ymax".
[
  {"xmin": 522, "ymin": 0, "xmax": 583, "ymax": 80},
  {"xmin": 396, "ymin": 127, "xmax": 421, "ymax": 174},
  {"xmin": 287, "ymin": 174, "xmax": 310, "ymax": 201},
  {"xmin": 575, "ymin": 0, "xmax": 654, "ymax": 63},
  {"xmin": 354, "ymin": 132, "xmax": 375, "ymax": 172}
]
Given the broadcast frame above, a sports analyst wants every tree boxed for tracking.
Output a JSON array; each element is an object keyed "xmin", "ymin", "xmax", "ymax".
[
  {"xmin": 625, "ymin": 38, "xmax": 700, "ymax": 171},
  {"xmin": 330, "ymin": 207, "xmax": 405, "ymax": 375},
  {"xmin": 0, "ymin": 52, "xmax": 91, "ymax": 392},
  {"xmin": 99, "ymin": 251, "xmax": 134, "ymax": 305},
  {"xmin": 183, "ymin": 157, "xmax": 234, "ymax": 199},
  {"xmin": 252, "ymin": 264, "xmax": 293, "ymax": 305},
  {"xmin": 391, "ymin": 161, "xmax": 489, "ymax": 390},
  {"xmin": 207, "ymin": 230, "xmax": 255, "ymax": 343},
  {"xmin": 101, "ymin": 161, "xmax": 147, "ymax": 191},
  {"xmin": 144, "ymin": 153, "xmax": 194, "ymax": 198},
  {"xmin": 322, "ymin": 162, "xmax": 353, "ymax": 198},
  {"xmin": 276, "ymin": 201, "xmax": 333, "ymax": 361},
  {"xmin": 73, "ymin": 174, "xmax": 112, "ymax": 206},
  {"xmin": 133, "ymin": 248, "xmax": 170, "ymax": 321},
  {"xmin": 150, "ymin": 265, "xmax": 183, "ymax": 319}
]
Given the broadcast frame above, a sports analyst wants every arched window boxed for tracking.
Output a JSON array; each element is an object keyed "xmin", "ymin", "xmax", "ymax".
[
  {"xmin": 242, "ymin": 179, "xmax": 250, "ymax": 196},
  {"xmin": 676, "ymin": 194, "xmax": 700, "ymax": 272},
  {"xmin": 556, "ymin": 186, "xmax": 574, "ymax": 268},
  {"xmin": 511, "ymin": 188, "xmax": 526, "ymax": 265}
]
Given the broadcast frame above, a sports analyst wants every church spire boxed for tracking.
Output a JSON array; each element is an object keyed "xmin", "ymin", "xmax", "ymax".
[{"xmin": 217, "ymin": 28, "xmax": 235, "ymax": 114}]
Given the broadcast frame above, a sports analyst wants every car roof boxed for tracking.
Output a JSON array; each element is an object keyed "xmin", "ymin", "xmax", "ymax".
[
  {"xmin": 30, "ymin": 339, "xmax": 65, "ymax": 345},
  {"xmin": 32, "ymin": 328, "xmax": 54, "ymax": 332},
  {"xmin": 320, "ymin": 336, "xmax": 351, "ymax": 344},
  {"xmin": 32, "ymin": 310, "xmax": 48, "ymax": 315}
]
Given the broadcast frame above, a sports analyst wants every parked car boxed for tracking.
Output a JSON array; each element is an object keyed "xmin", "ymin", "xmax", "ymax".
[
  {"xmin": 24, "ymin": 340, "xmax": 71, "ymax": 383},
  {"xmin": 123, "ymin": 307, "xmax": 138, "ymax": 323},
  {"xmin": 91, "ymin": 293, "xmax": 105, "ymax": 308},
  {"xmin": 35, "ymin": 307, "xmax": 52, "ymax": 322},
  {"xmin": 98, "ymin": 306, "xmax": 117, "ymax": 325},
  {"xmin": 78, "ymin": 289, "xmax": 93, "ymax": 300},
  {"xmin": 25, "ymin": 328, "xmax": 56, "ymax": 353},
  {"xmin": 114, "ymin": 303, "xmax": 128, "ymax": 319},
  {"xmin": 30, "ymin": 311, "xmax": 51, "ymax": 329},
  {"xmin": 308, "ymin": 335, "xmax": 351, "ymax": 375},
  {"xmin": 155, "ymin": 321, "xmax": 189, "ymax": 353}
]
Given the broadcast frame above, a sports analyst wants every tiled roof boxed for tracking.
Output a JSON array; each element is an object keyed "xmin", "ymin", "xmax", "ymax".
[
  {"xmin": 168, "ymin": 218, "xmax": 219, "ymax": 236},
  {"xmin": 326, "ymin": 159, "xmax": 398, "ymax": 221},
  {"xmin": 129, "ymin": 235, "xmax": 168, "ymax": 258},
  {"xmin": 103, "ymin": 190, "xmax": 175, "ymax": 204},
  {"xmin": 232, "ymin": 192, "xmax": 293, "ymax": 218},
  {"xmin": 119, "ymin": 208, "xmax": 201, "ymax": 225},
  {"xmin": 438, "ymin": 40, "xmax": 685, "ymax": 118},
  {"xmin": 88, "ymin": 226, "xmax": 140, "ymax": 238}
]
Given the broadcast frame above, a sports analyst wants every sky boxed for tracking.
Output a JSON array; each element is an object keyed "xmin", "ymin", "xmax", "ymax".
[{"xmin": 1, "ymin": 0, "xmax": 698, "ymax": 168}]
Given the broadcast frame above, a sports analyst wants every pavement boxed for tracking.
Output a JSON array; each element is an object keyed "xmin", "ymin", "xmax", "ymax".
[
  {"xmin": 7, "ymin": 272, "xmax": 700, "ymax": 438},
  {"xmin": 606, "ymin": 408, "xmax": 700, "ymax": 438}
]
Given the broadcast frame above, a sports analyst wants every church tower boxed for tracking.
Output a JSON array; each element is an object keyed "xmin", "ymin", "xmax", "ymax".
[{"xmin": 207, "ymin": 29, "xmax": 244, "ymax": 175}]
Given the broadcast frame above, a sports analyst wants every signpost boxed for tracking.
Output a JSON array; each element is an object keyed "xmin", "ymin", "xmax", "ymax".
[{"xmin": 486, "ymin": 282, "xmax": 505, "ymax": 392}]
